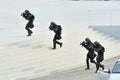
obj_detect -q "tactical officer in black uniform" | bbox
[49,22,63,50]
[93,41,105,73]
[21,10,35,36]
[80,38,96,70]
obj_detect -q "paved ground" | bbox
[32,56,120,80]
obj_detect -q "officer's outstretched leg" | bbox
[56,41,63,48]
[95,56,104,73]
[85,53,90,70]
[95,62,99,73]
[95,62,104,73]
[98,56,104,70]
[52,36,56,49]
[53,41,56,49]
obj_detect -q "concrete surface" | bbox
[32,56,120,80]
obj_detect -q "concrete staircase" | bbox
[0,27,120,80]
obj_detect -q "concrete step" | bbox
[0,28,120,80]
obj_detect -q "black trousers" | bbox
[25,16,34,35]
[86,52,96,69]
[53,34,62,49]
[96,55,104,70]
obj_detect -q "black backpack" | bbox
[58,25,62,30]
[102,46,105,52]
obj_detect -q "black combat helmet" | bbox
[94,41,99,46]
[51,22,56,25]
[85,38,91,42]
[25,10,29,13]
[49,22,56,30]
